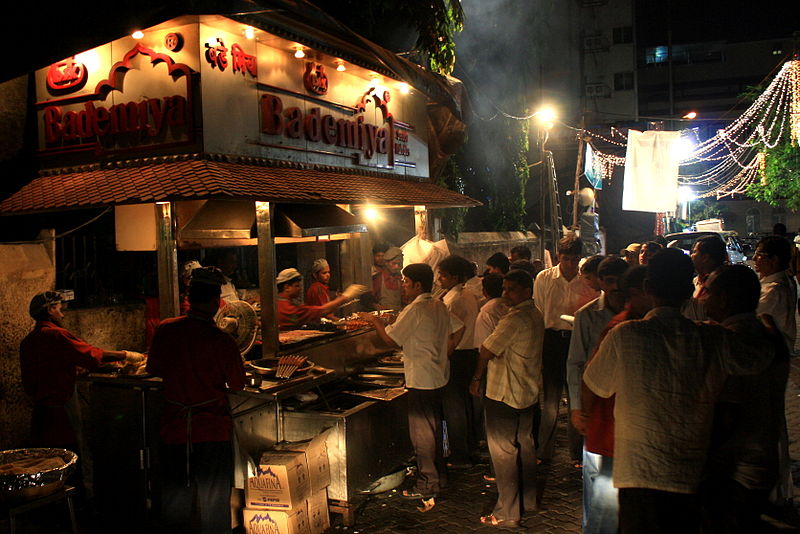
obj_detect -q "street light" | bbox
[678,185,696,220]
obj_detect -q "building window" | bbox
[614,72,634,91]
[772,207,787,226]
[612,26,633,45]
[644,42,724,65]
[746,208,760,235]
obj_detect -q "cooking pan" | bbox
[348,373,405,388]
[247,358,314,378]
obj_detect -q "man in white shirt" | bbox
[360,263,463,502]
[583,248,769,534]
[534,235,599,464]
[438,255,478,468]
[470,269,544,528]
[754,235,797,352]
[473,274,509,348]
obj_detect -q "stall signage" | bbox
[38,43,194,156]
[43,96,189,144]
[261,87,412,166]
[205,38,257,77]
[46,58,88,93]
[303,63,328,95]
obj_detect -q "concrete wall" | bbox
[446,231,539,270]
[0,239,147,450]
[0,242,54,450]
[60,303,147,354]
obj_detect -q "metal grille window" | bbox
[612,26,633,45]
[614,72,634,91]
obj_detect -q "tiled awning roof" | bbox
[0,154,480,214]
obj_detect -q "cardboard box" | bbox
[307,489,330,534]
[243,507,310,534]
[246,451,310,510]
[275,431,331,492]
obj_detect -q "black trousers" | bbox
[485,398,538,522]
[537,329,582,461]
[443,348,479,464]
[159,440,234,534]
[619,488,701,534]
[407,387,448,496]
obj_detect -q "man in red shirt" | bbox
[305,258,333,307]
[276,268,365,329]
[20,291,133,449]
[147,267,246,534]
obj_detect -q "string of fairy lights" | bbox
[581,59,800,199]
[464,58,800,200]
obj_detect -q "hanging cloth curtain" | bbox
[622,129,680,212]
[584,142,603,190]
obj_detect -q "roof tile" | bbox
[1,159,479,214]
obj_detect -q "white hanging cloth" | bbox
[622,129,680,213]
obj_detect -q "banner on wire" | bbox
[622,129,680,213]
[584,143,603,190]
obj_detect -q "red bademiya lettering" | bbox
[43,95,189,146]
[260,94,399,165]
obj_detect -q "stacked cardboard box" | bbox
[243,431,332,534]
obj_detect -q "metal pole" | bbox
[572,120,586,229]
[256,201,279,356]
[156,202,179,320]
[539,128,546,261]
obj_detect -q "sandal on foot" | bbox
[480,514,519,528]
[401,489,432,500]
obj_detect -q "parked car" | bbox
[664,231,751,265]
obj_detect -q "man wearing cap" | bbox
[19,291,139,449]
[306,259,334,308]
[146,266,246,534]
[277,268,366,330]
[621,244,641,266]
[375,247,404,310]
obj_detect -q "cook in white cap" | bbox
[276,268,367,330]
[374,246,403,310]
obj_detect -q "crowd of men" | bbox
[17,227,798,533]
[361,229,798,532]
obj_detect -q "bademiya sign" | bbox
[34,15,427,176]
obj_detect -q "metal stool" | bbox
[3,485,77,534]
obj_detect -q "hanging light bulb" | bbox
[244,26,255,39]
[398,82,411,95]
[294,47,305,59]
[131,30,144,39]
[336,61,346,72]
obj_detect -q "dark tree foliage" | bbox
[308,0,464,74]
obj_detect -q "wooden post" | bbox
[256,201,279,356]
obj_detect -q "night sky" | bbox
[636,0,799,46]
